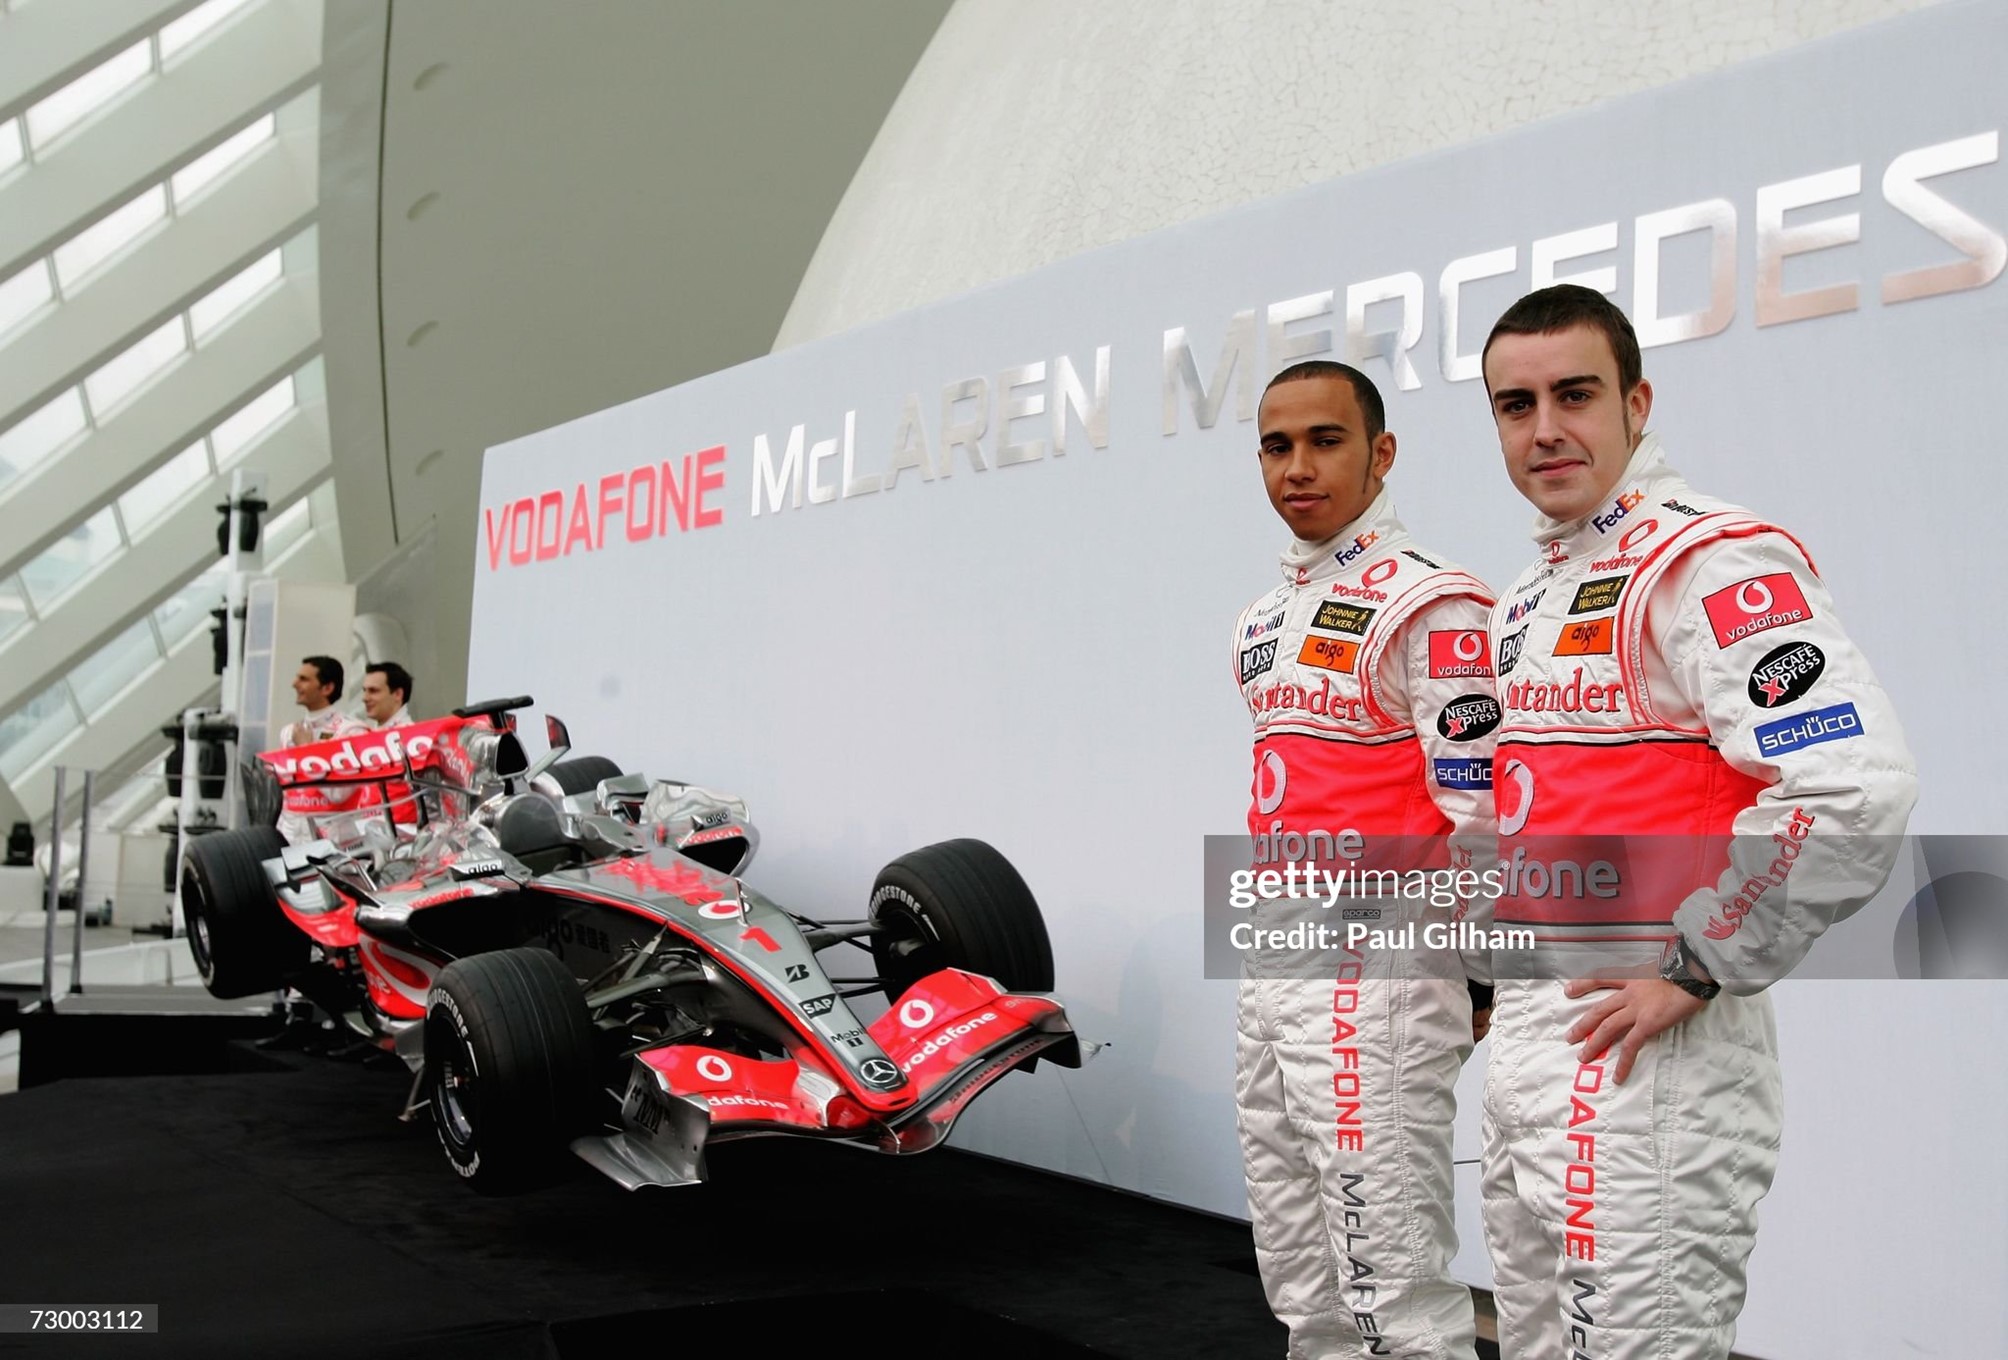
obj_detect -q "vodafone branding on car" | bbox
[899,1011,1001,1075]
[1705,573,1813,648]
[263,725,442,782]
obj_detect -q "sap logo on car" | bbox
[1313,601,1376,635]
[858,1058,902,1089]
[265,729,435,781]
[1704,573,1813,648]
[1755,702,1863,756]
[1433,758,1494,790]
[1497,627,1528,676]
[800,994,838,1018]
[899,1011,1000,1075]
[1239,639,1279,684]
[1331,531,1379,569]
[1591,489,1645,535]
[1243,610,1286,641]
[1748,641,1827,708]
[1428,630,1492,679]
[1436,695,1501,742]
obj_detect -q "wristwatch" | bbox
[1658,936,1721,1001]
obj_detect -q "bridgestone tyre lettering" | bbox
[180,825,299,999]
[543,756,623,796]
[425,947,599,1194]
[869,839,1055,1001]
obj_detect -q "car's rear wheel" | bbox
[425,947,599,1194]
[869,839,1055,1001]
[180,825,299,998]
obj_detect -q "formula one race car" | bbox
[179,697,1087,1192]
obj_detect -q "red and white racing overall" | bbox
[1234,489,1496,1359]
[1479,435,1917,1359]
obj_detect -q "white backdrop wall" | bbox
[472,6,2006,1355]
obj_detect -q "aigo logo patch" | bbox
[1297,635,1359,674]
[1704,573,1813,648]
[1552,618,1614,656]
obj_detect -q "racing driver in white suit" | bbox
[1475,285,1917,1359]
[1233,360,1496,1359]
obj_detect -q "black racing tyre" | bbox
[545,756,623,796]
[180,825,298,999]
[425,947,600,1194]
[869,839,1055,1001]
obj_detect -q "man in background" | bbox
[360,662,413,729]
[1233,359,1496,1359]
[280,655,363,747]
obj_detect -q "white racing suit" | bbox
[1234,489,1495,1359]
[275,707,370,845]
[1480,435,1918,1359]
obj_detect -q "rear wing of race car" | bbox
[259,717,465,821]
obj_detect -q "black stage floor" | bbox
[0,1043,1303,1359]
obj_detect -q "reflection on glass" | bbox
[25,41,152,148]
[69,617,161,715]
[52,185,167,289]
[0,576,30,648]
[190,249,282,341]
[0,680,78,781]
[212,375,296,465]
[0,389,88,493]
[160,0,262,63]
[262,496,310,559]
[19,506,120,609]
[171,113,276,207]
[0,261,54,338]
[155,565,226,648]
[119,442,212,535]
[86,317,188,417]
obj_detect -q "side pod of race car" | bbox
[179,696,1092,1192]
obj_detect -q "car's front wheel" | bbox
[869,839,1055,1001]
[180,824,299,998]
[425,947,600,1193]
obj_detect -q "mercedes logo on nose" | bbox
[859,1058,901,1088]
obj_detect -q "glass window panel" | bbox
[24,41,152,149]
[189,248,282,342]
[0,118,23,176]
[18,506,120,609]
[261,495,310,559]
[212,375,295,465]
[0,261,54,338]
[0,576,30,649]
[69,617,162,715]
[100,772,169,832]
[0,388,88,493]
[155,564,225,649]
[159,0,261,63]
[85,317,187,416]
[118,442,211,535]
[0,681,79,781]
[169,112,275,206]
[52,185,167,289]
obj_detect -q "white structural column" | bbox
[777,0,1939,345]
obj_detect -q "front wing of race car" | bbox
[572,968,1089,1190]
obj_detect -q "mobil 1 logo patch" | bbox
[1748,641,1826,708]
[1437,694,1501,742]
[1239,639,1278,683]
